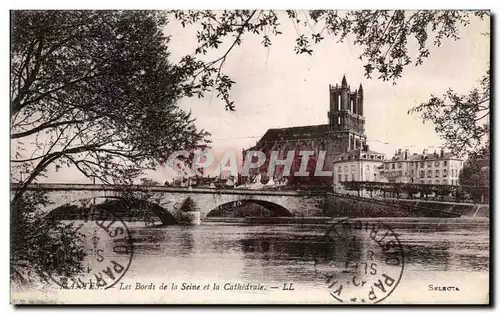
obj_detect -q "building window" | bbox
[398,171,403,176]
[398,163,402,169]
[444,160,448,166]
[338,95,341,111]
[385,164,389,169]
[365,165,370,171]
[427,170,432,178]
[338,174,342,182]
[420,162,424,168]
[427,162,431,168]
[344,174,348,181]
[435,170,440,177]
[436,180,440,184]
[443,169,448,177]
[337,117,341,125]
[338,166,341,173]
[419,170,425,178]
[435,161,440,167]
[391,163,395,169]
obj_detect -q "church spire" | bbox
[358,82,364,116]
[341,75,348,88]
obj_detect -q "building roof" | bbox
[347,147,384,156]
[256,124,330,144]
[334,147,385,163]
[389,151,460,162]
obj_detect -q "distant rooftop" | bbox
[389,149,461,162]
[256,124,330,144]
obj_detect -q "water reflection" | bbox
[121,219,488,289]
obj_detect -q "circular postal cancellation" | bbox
[316,218,404,304]
[48,207,134,290]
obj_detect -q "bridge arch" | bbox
[12,184,327,224]
[204,199,294,219]
[45,196,177,225]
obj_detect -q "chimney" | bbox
[440,148,444,158]
[423,149,427,155]
[398,149,402,155]
[404,149,409,160]
[433,150,437,157]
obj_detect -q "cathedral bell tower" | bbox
[327,75,366,152]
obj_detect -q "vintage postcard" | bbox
[10,10,490,304]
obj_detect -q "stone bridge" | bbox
[11,184,327,224]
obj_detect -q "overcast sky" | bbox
[40,11,490,183]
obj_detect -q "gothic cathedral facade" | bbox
[242,76,368,186]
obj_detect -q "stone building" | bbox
[379,148,464,185]
[242,76,382,187]
[332,146,386,191]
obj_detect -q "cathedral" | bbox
[242,76,369,186]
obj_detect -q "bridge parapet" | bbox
[12,183,331,197]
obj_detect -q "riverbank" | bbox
[203,216,338,224]
[202,216,489,226]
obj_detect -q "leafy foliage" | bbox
[409,69,490,157]
[11,191,86,285]
[11,10,210,197]
[10,10,212,286]
[170,10,489,110]
[459,148,490,187]
[180,197,199,212]
[118,186,172,224]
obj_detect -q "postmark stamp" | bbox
[48,206,134,290]
[319,219,404,304]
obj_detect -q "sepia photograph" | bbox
[9,9,491,304]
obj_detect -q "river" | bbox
[119,217,489,304]
[12,217,490,304]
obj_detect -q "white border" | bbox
[2,1,498,313]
